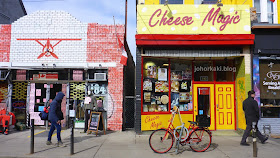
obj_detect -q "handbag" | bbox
[39,111,48,120]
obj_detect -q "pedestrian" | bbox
[240,90,268,146]
[46,91,65,146]
[83,90,96,133]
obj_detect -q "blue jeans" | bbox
[47,120,61,141]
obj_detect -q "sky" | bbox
[22,0,136,62]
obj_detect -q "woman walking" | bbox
[46,91,65,146]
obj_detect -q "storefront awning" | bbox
[144,49,241,58]
[136,34,255,46]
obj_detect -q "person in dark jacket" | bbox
[240,90,268,146]
[46,92,65,146]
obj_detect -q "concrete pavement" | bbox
[1,128,280,158]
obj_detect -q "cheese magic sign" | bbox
[137,5,251,34]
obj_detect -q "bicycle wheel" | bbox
[189,128,212,152]
[149,129,174,154]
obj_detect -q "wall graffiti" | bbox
[237,77,246,129]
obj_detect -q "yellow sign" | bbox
[137,5,251,34]
[141,114,193,131]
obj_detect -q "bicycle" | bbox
[149,106,212,154]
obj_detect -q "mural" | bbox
[253,56,260,105]
[237,77,246,129]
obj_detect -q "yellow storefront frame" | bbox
[141,114,193,131]
[193,84,215,130]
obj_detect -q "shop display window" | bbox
[194,61,214,81]
[170,59,193,112]
[259,60,280,118]
[34,83,47,112]
[143,58,169,112]
[215,60,235,82]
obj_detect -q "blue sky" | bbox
[22,0,136,62]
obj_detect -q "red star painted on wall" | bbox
[17,38,81,59]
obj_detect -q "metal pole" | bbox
[70,118,74,155]
[252,122,257,157]
[30,119,34,154]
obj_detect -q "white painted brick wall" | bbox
[258,118,280,134]
[10,11,87,64]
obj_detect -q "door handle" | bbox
[217,104,219,111]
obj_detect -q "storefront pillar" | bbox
[135,47,142,134]
[243,46,252,93]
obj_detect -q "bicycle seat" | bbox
[188,121,197,125]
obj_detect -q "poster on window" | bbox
[158,68,167,81]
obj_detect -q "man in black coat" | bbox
[240,90,268,146]
[46,92,65,146]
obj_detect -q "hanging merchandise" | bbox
[158,68,168,81]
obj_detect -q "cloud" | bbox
[23,0,136,61]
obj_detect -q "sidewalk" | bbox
[1,128,280,158]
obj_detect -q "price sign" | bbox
[90,83,107,95]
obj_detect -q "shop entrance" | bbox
[193,84,215,130]
[193,84,235,130]
[215,84,235,130]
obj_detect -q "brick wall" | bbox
[10,11,87,63]
[0,25,11,62]
[87,23,125,131]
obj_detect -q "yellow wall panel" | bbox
[141,114,193,131]
[184,0,194,4]
[278,0,280,24]
[236,77,246,130]
[222,0,253,7]
[145,0,160,5]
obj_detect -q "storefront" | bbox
[0,11,134,131]
[252,25,280,135]
[135,4,254,132]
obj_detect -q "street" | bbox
[1,129,280,158]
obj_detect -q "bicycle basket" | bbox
[196,115,210,127]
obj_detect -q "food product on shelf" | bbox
[171,71,182,80]
[143,79,152,91]
[171,81,179,92]
[144,92,151,102]
[161,95,169,105]
[179,92,190,102]
[155,81,169,92]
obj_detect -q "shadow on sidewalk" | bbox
[172,143,219,155]
[74,145,99,155]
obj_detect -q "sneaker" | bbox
[240,142,250,146]
[261,137,269,144]
[46,141,52,145]
[56,141,64,147]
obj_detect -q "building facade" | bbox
[0,11,134,131]
[135,0,256,133]
[252,24,280,135]
[0,0,27,24]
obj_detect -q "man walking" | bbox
[240,90,268,146]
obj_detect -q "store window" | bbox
[160,0,184,4]
[254,0,276,24]
[170,59,192,112]
[143,58,169,112]
[215,60,235,82]
[259,60,280,118]
[194,61,214,81]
